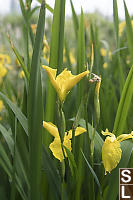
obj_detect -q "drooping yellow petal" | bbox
[102,137,122,175]
[116,132,133,142]
[64,70,89,94]
[42,65,59,92]
[75,127,86,136]
[49,138,64,162]
[66,127,86,139]
[50,136,72,162]
[42,65,57,79]
[43,121,59,138]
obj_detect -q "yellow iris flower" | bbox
[43,121,86,162]
[102,129,133,175]
[43,66,89,102]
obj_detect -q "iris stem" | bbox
[57,98,66,198]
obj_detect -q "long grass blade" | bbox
[77,8,85,105]
[70,0,79,38]
[44,0,66,146]
[42,145,61,199]
[113,0,119,47]
[81,150,102,197]
[124,1,133,63]
[27,0,45,199]
[113,65,133,135]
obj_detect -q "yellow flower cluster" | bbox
[43,121,86,162]
[102,129,133,175]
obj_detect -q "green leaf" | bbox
[63,145,78,178]
[105,140,133,200]
[44,0,66,146]
[90,24,100,73]
[77,8,85,74]
[37,0,54,13]
[0,124,14,155]
[45,3,54,13]
[70,0,79,38]
[0,140,28,200]
[0,141,12,179]
[19,0,34,47]
[8,38,29,81]
[79,119,104,161]
[81,150,102,197]
[42,145,61,199]
[113,65,133,135]
[19,0,27,19]
[77,8,85,105]
[0,92,28,136]
[16,176,28,200]
[0,124,29,197]
[124,1,133,63]
[27,6,40,19]
[49,0,66,69]
[10,118,17,200]
[27,1,45,199]
[113,0,119,47]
